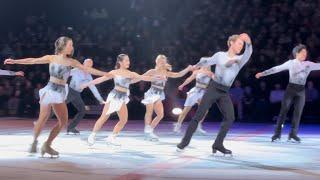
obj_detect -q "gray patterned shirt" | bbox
[0,69,15,76]
[196,43,253,87]
[261,59,320,85]
[69,68,104,103]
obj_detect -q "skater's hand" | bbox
[189,65,199,72]
[211,73,215,80]
[187,65,193,71]
[15,71,24,76]
[255,72,263,79]
[203,70,215,79]
[85,105,90,111]
[240,33,251,44]
[192,64,200,70]
[4,58,15,65]
[80,83,88,90]
[178,85,184,91]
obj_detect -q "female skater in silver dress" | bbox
[141,54,193,141]
[173,66,214,134]
[83,54,161,146]
[4,36,109,157]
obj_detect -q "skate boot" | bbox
[144,125,152,134]
[173,123,182,133]
[87,133,96,146]
[29,140,38,154]
[67,128,80,135]
[176,145,185,153]
[288,133,301,143]
[212,145,232,156]
[41,141,59,158]
[196,123,207,135]
[145,132,159,142]
[106,134,121,147]
[271,124,282,142]
[271,133,281,142]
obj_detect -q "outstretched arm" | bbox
[131,69,154,84]
[256,61,291,79]
[166,65,192,78]
[308,61,320,71]
[130,72,156,82]
[88,85,105,104]
[178,71,197,90]
[81,75,113,90]
[70,59,110,77]
[4,55,53,65]
[0,69,24,76]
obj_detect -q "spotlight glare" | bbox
[172,107,182,115]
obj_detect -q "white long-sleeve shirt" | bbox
[261,59,320,85]
[196,43,253,87]
[0,69,15,76]
[69,68,104,103]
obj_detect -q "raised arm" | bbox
[238,43,253,68]
[0,69,24,76]
[70,59,109,77]
[238,33,253,67]
[166,65,192,78]
[226,34,253,68]
[256,61,291,79]
[4,55,53,65]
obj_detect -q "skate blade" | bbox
[106,142,122,147]
[87,142,95,146]
[144,136,159,142]
[195,132,207,136]
[212,153,233,158]
[66,132,80,135]
[175,147,185,153]
[28,153,37,157]
[287,139,301,144]
[271,140,281,143]
[212,150,233,158]
[40,153,59,159]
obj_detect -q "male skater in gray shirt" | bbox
[177,33,252,155]
[256,44,320,143]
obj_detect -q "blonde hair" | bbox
[55,36,73,56]
[227,34,240,47]
[155,54,172,71]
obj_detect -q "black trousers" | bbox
[66,88,86,130]
[274,83,305,135]
[178,81,235,149]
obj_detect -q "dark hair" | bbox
[115,54,128,69]
[55,36,73,57]
[292,44,307,58]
